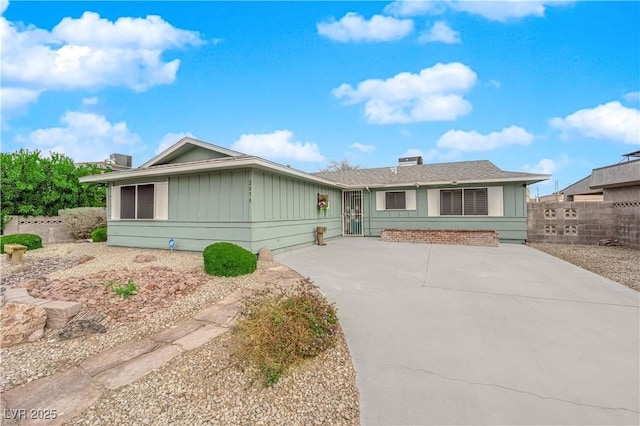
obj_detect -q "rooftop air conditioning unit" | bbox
[398,156,424,166]
[110,153,132,168]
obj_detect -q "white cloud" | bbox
[624,91,640,103]
[0,11,202,113]
[385,0,446,17]
[155,132,195,155]
[231,130,325,162]
[82,96,99,105]
[418,21,460,44]
[0,87,41,114]
[487,79,501,89]
[15,111,141,162]
[350,142,375,153]
[1,0,8,15]
[333,62,476,124]
[550,101,640,145]
[386,0,572,22]
[522,158,556,175]
[436,125,534,151]
[317,12,413,42]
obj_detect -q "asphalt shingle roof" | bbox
[313,160,544,186]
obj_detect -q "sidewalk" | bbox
[2,264,304,425]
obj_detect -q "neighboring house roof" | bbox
[560,175,603,196]
[315,160,548,187]
[80,138,549,187]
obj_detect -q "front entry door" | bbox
[342,190,363,236]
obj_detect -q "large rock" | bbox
[134,254,157,263]
[0,303,47,347]
[258,246,274,261]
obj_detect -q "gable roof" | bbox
[560,175,602,196]
[81,137,548,187]
[314,160,548,187]
[139,137,245,168]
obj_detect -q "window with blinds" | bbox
[440,188,488,215]
[385,191,406,210]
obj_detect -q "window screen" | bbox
[137,184,155,219]
[463,188,488,215]
[440,190,462,215]
[385,192,406,210]
[120,186,136,219]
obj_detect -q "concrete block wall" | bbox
[527,201,639,249]
[613,201,640,249]
[3,216,74,244]
[380,229,499,247]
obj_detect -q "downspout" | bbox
[366,187,371,236]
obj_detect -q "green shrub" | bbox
[203,242,257,277]
[231,279,339,386]
[91,227,107,242]
[0,233,43,253]
[108,278,138,300]
[59,207,106,240]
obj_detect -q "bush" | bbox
[231,279,339,386]
[203,242,257,277]
[0,233,43,253]
[59,207,106,240]
[91,227,107,242]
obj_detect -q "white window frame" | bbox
[376,190,416,211]
[427,186,503,217]
[111,182,168,220]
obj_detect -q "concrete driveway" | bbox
[276,238,639,425]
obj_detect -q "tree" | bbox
[320,160,360,173]
[0,149,108,220]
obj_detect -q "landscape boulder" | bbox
[134,254,157,263]
[258,247,274,261]
[0,303,47,347]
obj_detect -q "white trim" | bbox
[487,186,504,217]
[154,182,169,220]
[376,189,416,211]
[111,182,168,221]
[376,192,385,211]
[110,184,121,220]
[427,188,439,216]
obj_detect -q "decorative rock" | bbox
[134,254,157,263]
[77,255,95,264]
[40,300,83,329]
[59,320,107,339]
[258,246,274,261]
[0,302,47,347]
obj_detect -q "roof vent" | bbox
[398,156,423,166]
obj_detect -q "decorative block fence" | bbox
[527,201,640,249]
[380,229,499,247]
[3,216,74,244]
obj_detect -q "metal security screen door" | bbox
[343,190,363,236]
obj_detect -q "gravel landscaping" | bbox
[528,243,639,291]
[0,243,360,425]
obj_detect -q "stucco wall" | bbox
[3,216,74,244]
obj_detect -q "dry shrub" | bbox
[231,279,338,386]
[59,207,106,240]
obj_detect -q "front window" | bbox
[385,191,406,210]
[121,184,155,219]
[440,188,488,215]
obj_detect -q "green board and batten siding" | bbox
[249,169,342,253]
[360,183,529,242]
[106,168,342,253]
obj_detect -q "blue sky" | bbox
[1,0,638,195]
